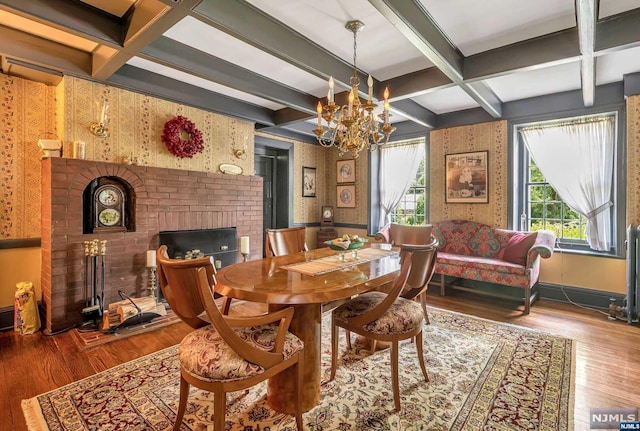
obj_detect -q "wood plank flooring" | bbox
[1,290,639,431]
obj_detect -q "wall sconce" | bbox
[90,101,110,138]
[232,135,248,160]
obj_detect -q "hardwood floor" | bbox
[1,290,639,431]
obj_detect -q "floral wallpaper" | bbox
[0,74,57,239]
[59,77,255,173]
[429,121,508,227]
[627,94,640,225]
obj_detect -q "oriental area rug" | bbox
[22,308,574,431]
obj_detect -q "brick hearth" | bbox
[41,158,263,334]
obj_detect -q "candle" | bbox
[146,250,156,268]
[384,100,389,123]
[240,236,250,255]
[316,101,322,127]
[329,77,334,103]
[367,74,373,102]
[348,90,354,117]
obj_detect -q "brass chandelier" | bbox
[313,20,395,158]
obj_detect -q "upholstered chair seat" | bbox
[180,324,304,382]
[333,292,424,335]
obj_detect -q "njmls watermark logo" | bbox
[590,408,639,429]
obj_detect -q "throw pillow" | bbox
[503,232,538,266]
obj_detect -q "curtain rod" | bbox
[517,114,614,133]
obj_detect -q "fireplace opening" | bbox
[159,227,238,270]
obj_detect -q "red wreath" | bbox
[161,115,204,158]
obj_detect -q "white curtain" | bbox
[379,143,422,227]
[520,116,615,251]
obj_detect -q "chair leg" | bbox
[391,340,401,412]
[439,273,446,296]
[370,340,377,354]
[173,374,190,431]
[295,358,304,430]
[345,329,352,350]
[415,331,429,383]
[419,292,430,325]
[214,389,226,431]
[330,319,339,381]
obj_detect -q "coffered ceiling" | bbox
[1,0,640,142]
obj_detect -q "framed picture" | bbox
[337,185,356,208]
[445,150,489,204]
[336,159,356,183]
[302,166,316,197]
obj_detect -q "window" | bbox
[391,157,426,225]
[514,112,622,254]
[523,158,588,242]
[372,138,427,230]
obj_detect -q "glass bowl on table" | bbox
[325,237,368,261]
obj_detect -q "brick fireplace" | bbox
[41,158,263,334]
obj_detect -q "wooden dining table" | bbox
[213,246,401,413]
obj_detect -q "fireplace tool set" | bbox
[80,239,106,331]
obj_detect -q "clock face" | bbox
[98,187,119,206]
[99,208,120,226]
[323,209,332,219]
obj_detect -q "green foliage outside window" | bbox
[392,158,427,225]
[526,161,587,240]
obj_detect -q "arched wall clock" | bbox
[83,177,133,234]
[93,184,126,232]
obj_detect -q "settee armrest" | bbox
[374,223,391,243]
[526,230,556,267]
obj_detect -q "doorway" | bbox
[254,136,293,254]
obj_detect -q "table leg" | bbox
[267,303,322,413]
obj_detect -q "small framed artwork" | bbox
[302,166,316,197]
[336,159,356,183]
[337,185,356,208]
[445,150,489,204]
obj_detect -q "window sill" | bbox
[553,243,623,259]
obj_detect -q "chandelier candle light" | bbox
[314,20,395,158]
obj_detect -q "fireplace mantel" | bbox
[40,157,263,334]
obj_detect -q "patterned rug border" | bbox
[22,307,576,431]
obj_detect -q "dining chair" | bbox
[374,224,435,323]
[265,226,308,257]
[157,245,233,326]
[330,242,438,412]
[156,249,305,431]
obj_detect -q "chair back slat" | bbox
[157,245,214,329]
[347,253,413,327]
[399,238,439,300]
[265,226,308,257]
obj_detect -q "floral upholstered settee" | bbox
[431,220,555,314]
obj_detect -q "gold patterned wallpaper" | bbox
[626,94,640,225]
[59,76,255,174]
[0,74,57,239]
[429,121,508,227]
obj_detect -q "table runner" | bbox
[281,248,397,276]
